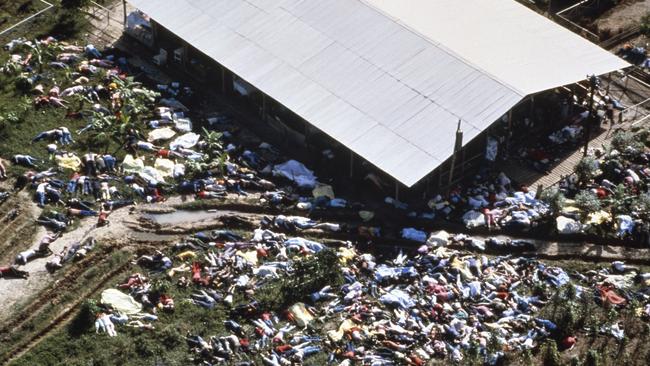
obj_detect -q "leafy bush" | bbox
[542,340,561,366]
[61,0,90,9]
[634,192,650,220]
[575,157,600,184]
[642,12,650,37]
[611,130,643,153]
[540,186,566,215]
[49,10,86,39]
[68,299,100,337]
[574,191,602,215]
[256,249,344,311]
[585,349,601,366]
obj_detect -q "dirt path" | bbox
[0,202,133,323]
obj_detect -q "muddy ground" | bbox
[595,0,650,33]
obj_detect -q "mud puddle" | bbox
[142,209,242,225]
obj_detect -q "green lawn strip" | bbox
[1,247,130,357]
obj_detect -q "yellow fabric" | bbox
[154,158,175,178]
[237,250,259,265]
[337,247,356,264]
[176,251,197,260]
[289,302,314,328]
[55,154,82,171]
[101,288,142,315]
[327,318,360,341]
[588,210,612,225]
[312,184,335,199]
[147,127,176,142]
[122,154,144,173]
[451,257,474,280]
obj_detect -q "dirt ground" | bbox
[0,201,133,323]
[595,0,650,32]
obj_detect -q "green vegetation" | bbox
[574,190,602,215]
[540,186,566,216]
[641,11,650,37]
[11,248,345,366]
[256,248,344,311]
[575,156,600,185]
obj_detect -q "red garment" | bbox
[410,355,425,366]
[598,285,627,306]
[191,262,202,283]
[275,344,292,353]
[158,149,171,158]
[562,336,576,349]
[257,248,268,258]
[159,294,174,305]
[528,149,550,161]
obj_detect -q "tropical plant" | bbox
[575,157,600,184]
[611,130,643,153]
[540,186,566,216]
[61,0,91,9]
[201,127,224,157]
[574,191,602,216]
[642,12,650,37]
[634,192,650,221]
[542,340,561,366]
[606,184,634,216]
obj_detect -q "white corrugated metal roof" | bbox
[128,0,628,187]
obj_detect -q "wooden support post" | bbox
[123,0,127,27]
[529,95,535,123]
[261,94,267,122]
[221,67,226,94]
[425,176,430,197]
[394,181,399,201]
[349,151,354,178]
[448,120,463,186]
[621,73,629,99]
[583,75,597,157]
[536,184,544,199]
[506,109,513,150]
[182,44,189,70]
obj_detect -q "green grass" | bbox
[0,0,49,30]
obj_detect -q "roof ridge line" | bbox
[356,0,527,97]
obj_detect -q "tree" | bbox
[642,12,650,37]
[575,157,600,185]
[540,186,566,216]
[256,249,344,311]
[611,130,643,153]
[201,127,224,159]
[542,340,561,366]
[585,349,601,366]
[574,191,602,216]
[634,192,650,221]
[61,0,91,9]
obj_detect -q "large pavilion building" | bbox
[126,0,629,194]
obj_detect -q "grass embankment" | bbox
[0,2,94,179]
[1,245,132,364]
[11,243,339,366]
[0,0,50,30]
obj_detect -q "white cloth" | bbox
[272,160,317,189]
